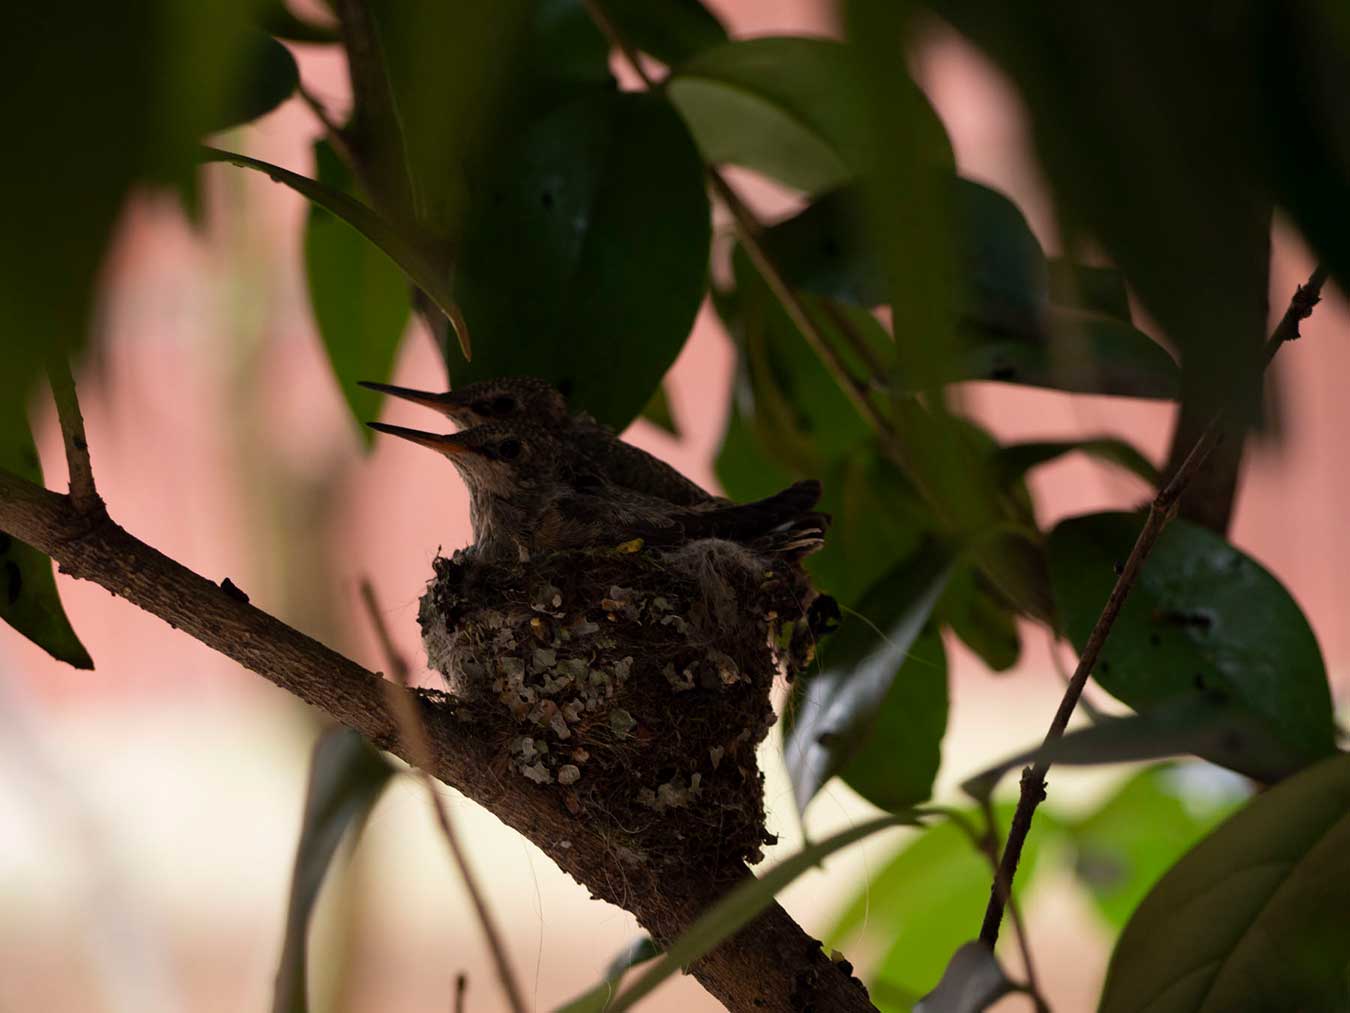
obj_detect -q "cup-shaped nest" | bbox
[418,538,819,876]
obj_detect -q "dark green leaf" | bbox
[639,383,679,436]
[212,31,299,132]
[599,0,728,65]
[1099,752,1350,1013]
[936,566,1020,673]
[1068,765,1243,931]
[1047,512,1336,778]
[913,942,1013,1013]
[0,400,92,668]
[922,3,1272,423]
[961,695,1307,802]
[837,626,948,813]
[450,92,710,430]
[829,806,1059,1004]
[204,147,460,347]
[955,309,1179,399]
[303,141,411,447]
[274,729,394,1013]
[724,247,880,475]
[712,388,798,503]
[527,0,615,99]
[759,181,1179,399]
[668,36,952,193]
[1047,259,1132,322]
[784,548,953,812]
[347,2,536,238]
[806,444,930,607]
[605,813,920,1012]
[993,438,1159,488]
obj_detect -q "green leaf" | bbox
[806,444,931,607]
[639,383,679,436]
[348,1,537,238]
[961,695,1308,803]
[1047,512,1336,778]
[957,308,1178,400]
[760,181,1179,399]
[829,806,1058,1005]
[1047,259,1132,322]
[554,937,660,1013]
[667,36,953,193]
[1099,752,1350,1013]
[212,30,298,132]
[450,92,710,430]
[993,438,1159,488]
[837,626,949,813]
[0,399,92,669]
[936,566,1020,673]
[599,0,728,66]
[274,729,394,1013]
[712,388,798,502]
[203,147,462,350]
[724,247,880,475]
[303,140,411,447]
[1068,765,1243,932]
[604,813,920,1012]
[923,3,1273,423]
[527,0,615,99]
[784,548,953,812]
[913,942,1014,1013]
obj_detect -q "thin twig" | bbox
[358,579,528,1013]
[297,79,360,171]
[938,806,1048,1011]
[978,266,1330,946]
[977,800,1047,1013]
[46,353,101,515]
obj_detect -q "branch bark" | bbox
[0,469,874,1012]
[977,266,1330,947]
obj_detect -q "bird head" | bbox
[358,376,568,429]
[367,420,559,499]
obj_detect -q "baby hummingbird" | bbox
[359,376,717,508]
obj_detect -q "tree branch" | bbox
[978,266,1330,947]
[0,469,874,1012]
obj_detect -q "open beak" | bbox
[359,381,467,415]
[366,422,471,456]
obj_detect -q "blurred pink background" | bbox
[2,2,1345,1011]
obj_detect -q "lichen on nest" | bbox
[417,538,820,876]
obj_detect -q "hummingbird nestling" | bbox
[359,376,718,508]
[367,420,827,564]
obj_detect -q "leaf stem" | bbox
[977,266,1329,946]
[358,579,527,1013]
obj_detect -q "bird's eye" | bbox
[471,399,494,417]
[491,395,517,416]
[497,438,522,461]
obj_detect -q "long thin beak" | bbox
[358,381,465,414]
[366,422,469,455]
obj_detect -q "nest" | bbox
[417,538,820,878]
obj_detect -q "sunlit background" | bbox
[3,1,1347,1010]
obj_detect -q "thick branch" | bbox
[978,266,1330,946]
[0,469,873,1012]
